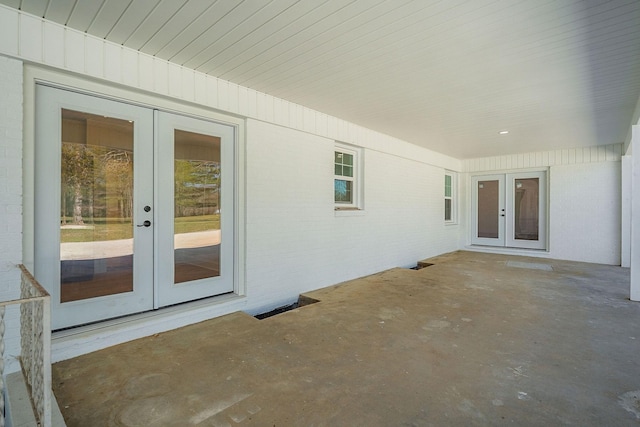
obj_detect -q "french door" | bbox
[471,172,547,250]
[35,85,235,330]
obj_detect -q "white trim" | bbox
[630,126,640,301]
[334,142,364,211]
[470,170,548,251]
[444,170,457,224]
[52,293,249,362]
[471,174,505,246]
[23,66,248,332]
[505,171,547,250]
[622,155,631,268]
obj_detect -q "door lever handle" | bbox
[137,220,151,227]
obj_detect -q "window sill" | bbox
[335,208,366,217]
[445,221,458,226]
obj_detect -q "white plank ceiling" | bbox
[3,0,640,159]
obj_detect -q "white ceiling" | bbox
[3,0,640,159]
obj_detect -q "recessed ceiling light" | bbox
[499,130,509,135]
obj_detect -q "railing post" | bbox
[41,297,52,427]
[14,265,52,427]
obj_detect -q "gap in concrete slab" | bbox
[254,295,319,320]
[410,261,435,270]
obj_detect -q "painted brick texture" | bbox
[0,55,22,300]
[245,119,459,313]
[550,162,621,264]
[0,55,23,374]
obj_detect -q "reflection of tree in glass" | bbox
[174,160,220,218]
[102,150,133,223]
[61,143,94,225]
[61,143,133,231]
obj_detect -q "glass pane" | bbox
[335,179,352,203]
[477,180,499,238]
[445,175,452,197]
[335,151,354,178]
[60,109,134,302]
[445,198,452,221]
[174,130,221,284]
[514,178,539,241]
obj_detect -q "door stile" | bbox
[505,171,547,249]
[155,111,235,307]
[35,85,155,329]
[471,174,505,247]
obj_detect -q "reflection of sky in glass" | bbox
[335,180,347,197]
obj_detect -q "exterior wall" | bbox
[0,55,23,373]
[630,126,640,301]
[0,5,629,363]
[0,7,463,360]
[464,144,623,265]
[549,162,621,264]
[245,120,460,312]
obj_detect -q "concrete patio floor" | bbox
[51,251,640,426]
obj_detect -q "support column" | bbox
[631,125,640,301]
[622,155,631,268]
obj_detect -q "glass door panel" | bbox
[513,178,539,241]
[477,180,500,238]
[156,112,235,307]
[472,172,547,250]
[36,85,154,330]
[471,175,505,246]
[505,172,546,249]
[174,130,221,284]
[36,86,237,329]
[60,109,135,302]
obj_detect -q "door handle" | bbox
[137,220,151,227]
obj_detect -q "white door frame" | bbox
[471,174,506,246]
[155,111,235,307]
[35,85,237,329]
[36,85,155,329]
[505,171,547,250]
[471,171,547,250]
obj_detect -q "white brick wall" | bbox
[0,55,23,373]
[0,6,463,359]
[550,162,621,264]
[244,119,460,313]
[0,55,22,300]
[0,5,625,360]
[463,149,622,265]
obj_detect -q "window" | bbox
[334,143,363,210]
[445,171,456,223]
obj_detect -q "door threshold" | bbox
[52,293,247,363]
[465,245,550,259]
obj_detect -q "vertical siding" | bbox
[463,144,623,172]
[0,6,461,173]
